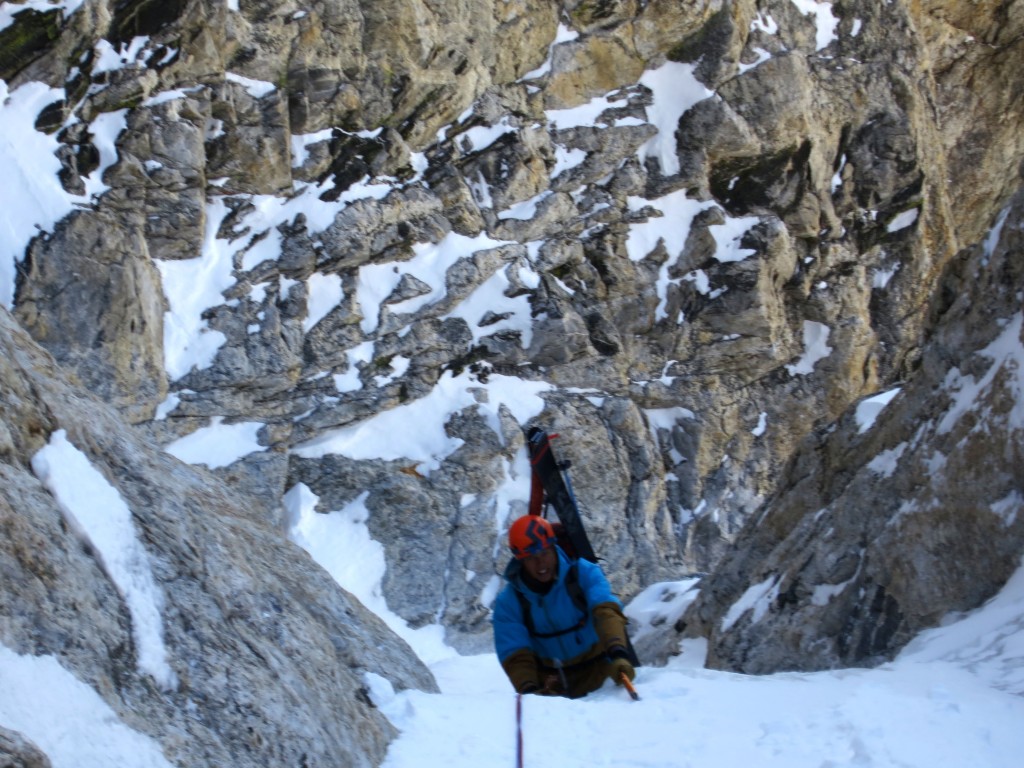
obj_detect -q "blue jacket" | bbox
[492,546,620,666]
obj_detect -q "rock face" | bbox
[1,0,1022,752]
[0,726,51,768]
[0,308,436,766]
[679,188,1024,673]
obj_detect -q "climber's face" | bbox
[521,545,557,583]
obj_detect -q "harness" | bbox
[513,560,588,639]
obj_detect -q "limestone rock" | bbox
[0,726,51,768]
[14,211,166,424]
[0,309,437,767]
[678,188,1024,673]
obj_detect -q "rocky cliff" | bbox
[675,186,1024,672]
[1,0,1022,762]
[0,306,436,766]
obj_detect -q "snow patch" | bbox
[786,321,833,376]
[887,208,919,233]
[855,387,902,433]
[31,431,176,689]
[92,37,152,75]
[545,91,631,131]
[442,265,534,347]
[355,231,509,334]
[867,442,907,477]
[899,555,1024,696]
[284,484,456,666]
[520,23,579,81]
[938,313,1024,434]
[0,645,175,768]
[164,417,265,469]
[225,72,276,99]
[789,0,840,51]
[709,215,759,262]
[983,206,1010,260]
[551,143,588,177]
[0,82,127,307]
[0,1,85,32]
[752,412,768,437]
[459,116,517,154]
[291,128,333,167]
[722,574,780,631]
[292,371,550,473]
[625,579,701,645]
[637,61,713,176]
[304,272,344,332]
[990,491,1021,527]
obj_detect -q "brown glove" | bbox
[501,648,541,694]
[536,673,564,696]
[592,601,629,654]
[609,655,635,684]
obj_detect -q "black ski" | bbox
[525,426,642,668]
[525,427,598,563]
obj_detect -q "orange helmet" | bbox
[508,515,556,559]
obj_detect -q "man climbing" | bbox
[492,514,636,698]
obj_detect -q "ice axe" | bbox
[620,672,640,701]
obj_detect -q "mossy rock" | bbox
[0,8,62,82]
[550,262,575,280]
[34,98,66,134]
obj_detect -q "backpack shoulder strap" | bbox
[513,587,537,635]
[564,560,587,614]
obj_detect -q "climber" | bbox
[492,514,636,698]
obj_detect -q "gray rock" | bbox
[0,726,51,768]
[677,188,1024,673]
[0,309,437,767]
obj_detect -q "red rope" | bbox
[516,693,524,768]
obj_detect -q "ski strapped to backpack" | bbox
[526,427,597,562]
[522,426,641,668]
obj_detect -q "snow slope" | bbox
[5,428,1023,768]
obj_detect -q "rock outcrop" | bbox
[678,188,1024,673]
[0,308,436,766]
[0,726,50,768]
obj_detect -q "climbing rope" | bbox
[515,693,524,768]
